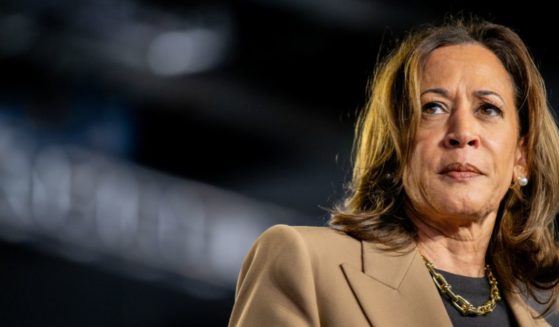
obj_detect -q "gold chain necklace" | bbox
[421,256,501,316]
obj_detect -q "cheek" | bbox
[407,134,439,174]
[403,142,436,196]
[486,135,518,180]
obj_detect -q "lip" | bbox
[438,162,484,180]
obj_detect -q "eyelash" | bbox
[421,102,504,117]
[478,103,503,117]
[421,102,446,114]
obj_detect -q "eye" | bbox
[478,103,503,117]
[421,102,446,115]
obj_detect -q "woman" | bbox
[228,19,559,326]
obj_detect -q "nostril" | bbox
[449,139,460,146]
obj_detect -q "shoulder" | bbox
[255,224,360,251]
[246,224,362,268]
[231,224,355,325]
[236,224,362,294]
[257,223,351,239]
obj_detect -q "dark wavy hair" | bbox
[329,19,559,316]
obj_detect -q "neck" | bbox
[408,210,497,277]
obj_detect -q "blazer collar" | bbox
[341,240,548,327]
[341,240,452,327]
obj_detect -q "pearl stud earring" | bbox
[518,176,528,187]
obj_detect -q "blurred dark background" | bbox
[1,0,558,326]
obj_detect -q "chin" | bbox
[435,201,494,221]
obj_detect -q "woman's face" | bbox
[404,43,526,226]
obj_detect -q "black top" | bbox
[435,268,517,327]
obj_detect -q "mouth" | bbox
[438,162,484,180]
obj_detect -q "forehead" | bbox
[421,44,514,98]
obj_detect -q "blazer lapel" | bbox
[341,241,452,327]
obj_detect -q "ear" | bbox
[513,137,528,180]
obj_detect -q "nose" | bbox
[443,108,480,149]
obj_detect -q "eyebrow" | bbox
[474,90,505,104]
[420,88,448,97]
[420,88,505,104]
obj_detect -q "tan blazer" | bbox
[228,224,550,327]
